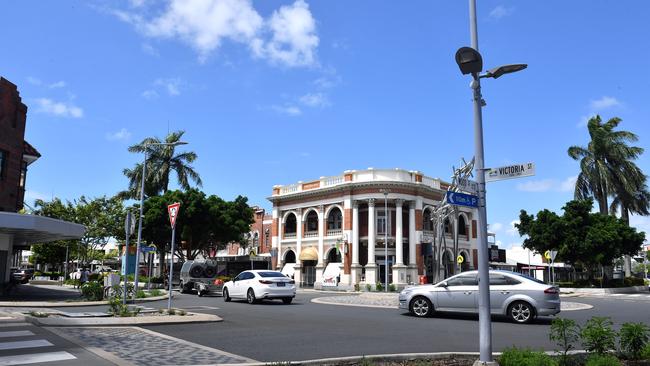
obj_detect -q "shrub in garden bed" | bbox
[80,281,104,301]
[498,347,557,366]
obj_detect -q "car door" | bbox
[435,273,477,312]
[231,272,245,298]
[489,273,517,313]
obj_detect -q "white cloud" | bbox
[590,96,621,110]
[507,220,519,236]
[489,5,514,20]
[141,43,159,56]
[154,78,181,96]
[299,92,329,108]
[106,128,132,141]
[130,0,148,7]
[516,176,577,193]
[27,76,42,85]
[490,222,503,232]
[256,0,319,67]
[272,105,301,116]
[34,98,83,118]
[299,152,311,157]
[48,81,66,89]
[142,90,159,99]
[112,0,318,67]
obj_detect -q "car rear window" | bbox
[509,272,546,284]
[258,271,287,278]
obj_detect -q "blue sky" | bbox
[2,1,649,248]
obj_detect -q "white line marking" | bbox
[0,351,76,365]
[609,294,624,297]
[0,340,53,351]
[0,317,15,320]
[0,331,34,338]
[628,294,642,297]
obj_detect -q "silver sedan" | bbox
[398,270,560,323]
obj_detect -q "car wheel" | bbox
[410,296,433,317]
[223,288,231,302]
[282,297,293,304]
[198,290,204,297]
[508,301,534,324]
[247,288,257,304]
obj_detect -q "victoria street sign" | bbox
[457,177,479,194]
[446,191,479,208]
[485,162,535,182]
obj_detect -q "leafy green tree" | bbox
[30,242,69,271]
[517,199,645,275]
[120,130,202,200]
[142,189,254,263]
[33,196,126,267]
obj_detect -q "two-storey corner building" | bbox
[268,168,479,290]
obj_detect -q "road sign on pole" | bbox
[457,177,479,194]
[168,203,180,229]
[167,202,180,312]
[485,162,535,182]
[446,191,479,208]
[457,255,464,264]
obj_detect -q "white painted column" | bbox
[408,201,417,282]
[365,198,377,286]
[351,200,361,285]
[342,197,352,286]
[367,199,376,264]
[395,199,404,265]
[315,205,325,288]
[293,209,303,286]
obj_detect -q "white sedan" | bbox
[222,270,296,304]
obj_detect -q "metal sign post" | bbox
[167,202,181,312]
[123,211,132,306]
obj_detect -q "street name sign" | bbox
[457,177,479,194]
[446,191,479,208]
[141,245,156,253]
[167,202,181,229]
[485,162,535,182]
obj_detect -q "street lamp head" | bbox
[483,64,527,79]
[455,47,483,75]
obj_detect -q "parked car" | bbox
[222,270,296,304]
[398,270,560,323]
[11,268,35,284]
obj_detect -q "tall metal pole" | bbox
[133,149,147,301]
[64,244,69,285]
[384,192,388,291]
[469,0,493,362]
[123,211,131,306]
[167,225,176,311]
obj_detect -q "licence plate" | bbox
[277,282,286,287]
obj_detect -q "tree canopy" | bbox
[142,189,254,260]
[516,199,645,270]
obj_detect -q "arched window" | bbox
[327,208,342,230]
[306,211,319,232]
[444,218,452,234]
[285,214,297,234]
[423,209,434,231]
[458,215,467,236]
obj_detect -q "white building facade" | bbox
[268,168,480,290]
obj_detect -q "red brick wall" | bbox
[0,78,28,212]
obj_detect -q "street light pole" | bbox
[468,0,493,362]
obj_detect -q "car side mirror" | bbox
[441,281,448,288]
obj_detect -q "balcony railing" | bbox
[304,231,319,238]
[284,232,296,239]
[326,229,342,237]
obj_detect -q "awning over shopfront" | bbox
[0,212,85,248]
[299,247,318,261]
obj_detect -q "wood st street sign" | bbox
[485,162,535,182]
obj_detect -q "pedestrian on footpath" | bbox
[80,267,89,288]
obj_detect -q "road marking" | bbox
[609,294,623,297]
[0,351,76,365]
[0,331,34,338]
[0,340,53,351]
[628,294,642,297]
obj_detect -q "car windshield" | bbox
[258,271,287,278]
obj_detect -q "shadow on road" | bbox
[398,311,553,325]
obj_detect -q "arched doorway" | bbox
[323,247,342,287]
[459,250,470,272]
[442,249,455,279]
[299,247,318,287]
[282,250,296,278]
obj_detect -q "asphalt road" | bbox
[108,291,650,363]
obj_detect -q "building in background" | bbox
[0,77,84,287]
[269,168,479,290]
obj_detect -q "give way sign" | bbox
[167,202,181,229]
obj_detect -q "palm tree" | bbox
[119,130,202,199]
[569,115,647,278]
[568,115,644,215]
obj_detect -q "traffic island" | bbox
[0,291,170,307]
[22,309,222,326]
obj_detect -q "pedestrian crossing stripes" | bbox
[0,326,77,366]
